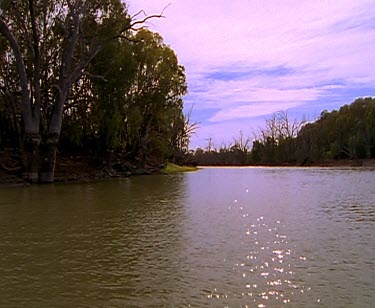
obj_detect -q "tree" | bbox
[251,111,303,164]
[124,29,187,165]
[170,105,199,164]
[0,0,162,182]
[59,27,188,169]
[87,33,135,167]
[193,98,375,166]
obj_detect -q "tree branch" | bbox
[0,17,35,133]
[129,4,170,30]
[29,0,41,122]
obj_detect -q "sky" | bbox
[127,0,375,149]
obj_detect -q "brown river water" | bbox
[0,167,374,307]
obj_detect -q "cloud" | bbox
[128,0,375,79]
[128,0,375,147]
[186,72,333,113]
[209,102,305,122]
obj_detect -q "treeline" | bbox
[0,0,191,182]
[193,97,375,166]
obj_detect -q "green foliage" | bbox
[0,1,190,168]
[59,28,189,163]
[192,98,375,166]
[162,162,198,173]
[256,97,375,164]
[300,97,375,161]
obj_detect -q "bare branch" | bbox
[83,71,107,82]
[130,13,165,29]
[131,3,170,21]
[131,9,147,20]
[129,4,170,30]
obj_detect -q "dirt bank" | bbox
[1,150,374,187]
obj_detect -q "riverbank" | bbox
[197,158,375,168]
[0,153,199,187]
[161,163,198,174]
[1,151,374,187]
[304,158,375,167]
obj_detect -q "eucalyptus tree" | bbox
[0,0,161,182]
[60,28,188,167]
[171,106,199,163]
[0,32,21,149]
[88,34,135,165]
[124,29,187,164]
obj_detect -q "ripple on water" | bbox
[1,168,374,307]
[202,211,313,307]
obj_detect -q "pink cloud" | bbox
[128,0,375,147]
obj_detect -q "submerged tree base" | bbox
[2,149,374,187]
[0,150,199,186]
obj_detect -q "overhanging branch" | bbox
[129,4,170,30]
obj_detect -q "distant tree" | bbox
[193,99,375,166]
[296,97,375,162]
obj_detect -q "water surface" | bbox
[0,167,374,307]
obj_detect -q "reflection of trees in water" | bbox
[0,176,188,307]
[115,175,188,305]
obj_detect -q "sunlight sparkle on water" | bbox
[206,190,315,307]
[233,212,312,306]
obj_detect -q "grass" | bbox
[162,162,198,174]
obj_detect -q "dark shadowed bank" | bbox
[0,1,195,185]
[1,149,373,188]
[195,159,375,168]
[0,151,198,187]
[2,97,375,187]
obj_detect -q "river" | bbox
[0,167,374,307]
